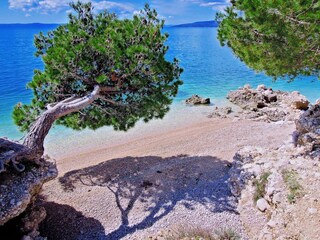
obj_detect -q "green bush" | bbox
[253,172,271,203]
[282,169,303,204]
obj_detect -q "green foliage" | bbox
[282,169,303,204]
[13,1,183,132]
[217,0,320,80]
[253,171,271,202]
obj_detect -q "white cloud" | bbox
[198,0,231,11]
[9,0,134,14]
[92,1,133,12]
[200,2,221,7]
[182,0,230,10]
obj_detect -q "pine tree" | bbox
[3,2,183,172]
[217,0,319,79]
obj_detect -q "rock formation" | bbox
[227,96,320,239]
[228,143,320,239]
[0,138,57,239]
[210,84,310,122]
[295,103,320,157]
[224,85,320,239]
[185,95,210,105]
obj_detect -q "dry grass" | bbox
[282,169,303,204]
[253,172,271,203]
[162,226,240,240]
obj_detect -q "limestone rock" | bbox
[308,208,317,215]
[272,192,282,204]
[185,95,210,105]
[285,91,310,110]
[227,86,265,110]
[0,159,57,226]
[257,198,270,212]
[20,206,47,237]
[224,85,308,122]
[208,106,232,118]
[257,84,267,91]
[228,147,264,197]
[228,140,320,240]
[267,220,277,228]
[295,103,320,156]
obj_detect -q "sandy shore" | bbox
[39,104,295,239]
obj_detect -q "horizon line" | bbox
[0,20,216,25]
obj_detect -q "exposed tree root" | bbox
[0,138,41,174]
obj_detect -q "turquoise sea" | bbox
[0,24,319,140]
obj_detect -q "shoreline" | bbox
[44,99,230,160]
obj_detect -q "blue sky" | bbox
[0,0,230,24]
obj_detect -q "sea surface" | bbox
[0,24,319,140]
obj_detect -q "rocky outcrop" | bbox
[211,85,309,122]
[0,138,57,239]
[208,106,233,118]
[295,103,320,157]
[227,84,309,111]
[211,84,320,239]
[227,84,277,110]
[185,95,210,105]
[228,143,320,239]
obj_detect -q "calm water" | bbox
[0,24,319,139]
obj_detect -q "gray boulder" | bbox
[185,95,210,105]
[0,160,57,225]
[295,103,320,156]
[257,198,270,212]
[0,138,57,238]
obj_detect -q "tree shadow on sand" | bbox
[39,201,106,240]
[58,155,237,239]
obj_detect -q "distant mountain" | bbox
[171,21,218,28]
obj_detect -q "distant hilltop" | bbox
[171,20,218,28]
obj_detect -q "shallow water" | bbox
[0,25,319,140]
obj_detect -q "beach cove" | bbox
[41,101,295,239]
[1,22,319,239]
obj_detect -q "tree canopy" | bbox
[13,2,183,133]
[217,0,320,79]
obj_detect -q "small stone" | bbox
[252,165,262,176]
[308,208,318,215]
[257,198,270,212]
[266,187,275,197]
[257,84,267,91]
[272,192,282,204]
[265,94,277,103]
[260,232,273,240]
[267,220,277,228]
[257,102,266,109]
[244,84,251,89]
[21,236,32,240]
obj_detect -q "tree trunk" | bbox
[23,85,101,161]
[23,109,58,160]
